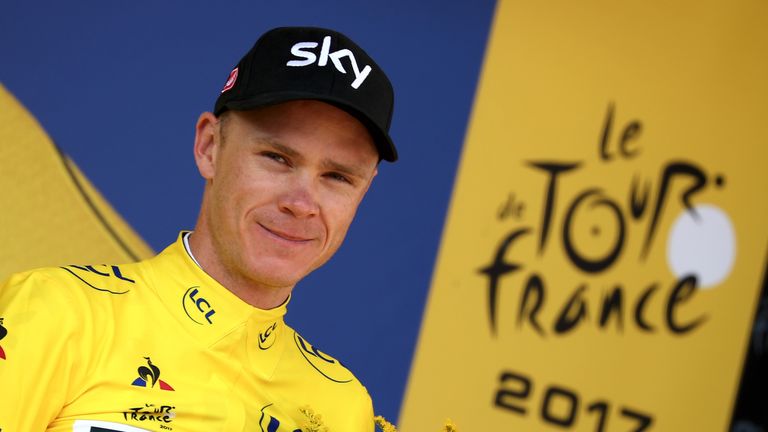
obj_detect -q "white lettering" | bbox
[285,36,372,89]
[327,49,372,89]
[286,42,318,67]
[318,35,331,66]
[351,65,372,90]
[327,49,351,74]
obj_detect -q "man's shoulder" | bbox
[55,262,148,296]
[280,327,374,427]
[285,326,370,390]
[0,258,154,305]
[0,233,190,299]
[0,259,160,346]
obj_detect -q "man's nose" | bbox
[278,177,320,218]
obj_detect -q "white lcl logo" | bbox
[286,36,372,89]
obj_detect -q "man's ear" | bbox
[193,112,220,180]
[360,166,378,196]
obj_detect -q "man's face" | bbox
[196,100,379,291]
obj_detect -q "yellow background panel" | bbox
[0,84,153,281]
[401,0,767,430]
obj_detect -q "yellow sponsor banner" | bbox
[400,0,767,431]
[0,84,153,281]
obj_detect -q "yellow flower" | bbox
[374,415,399,432]
[443,419,458,432]
[299,406,329,432]
[301,408,458,432]
[373,415,458,432]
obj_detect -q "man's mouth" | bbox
[258,223,312,243]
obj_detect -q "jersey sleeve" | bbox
[0,269,90,431]
[355,388,376,432]
[324,370,376,431]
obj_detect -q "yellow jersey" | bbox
[0,232,373,431]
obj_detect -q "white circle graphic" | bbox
[666,204,736,289]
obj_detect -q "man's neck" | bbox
[184,231,292,310]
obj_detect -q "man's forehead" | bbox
[222,101,378,171]
[230,100,373,139]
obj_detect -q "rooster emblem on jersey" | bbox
[131,356,174,390]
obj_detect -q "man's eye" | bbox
[263,152,287,164]
[327,172,351,184]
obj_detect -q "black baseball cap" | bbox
[214,27,397,162]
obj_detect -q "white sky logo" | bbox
[286,36,372,89]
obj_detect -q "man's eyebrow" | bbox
[258,138,370,180]
[259,139,302,160]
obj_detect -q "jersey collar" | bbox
[149,231,290,347]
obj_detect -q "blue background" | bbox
[0,0,496,422]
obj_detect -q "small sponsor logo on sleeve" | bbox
[0,318,7,360]
[60,264,134,295]
[294,333,353,383]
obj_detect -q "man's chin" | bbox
[240,248,325,286]
[244,263,309,289]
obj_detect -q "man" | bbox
[0,27,397,431]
